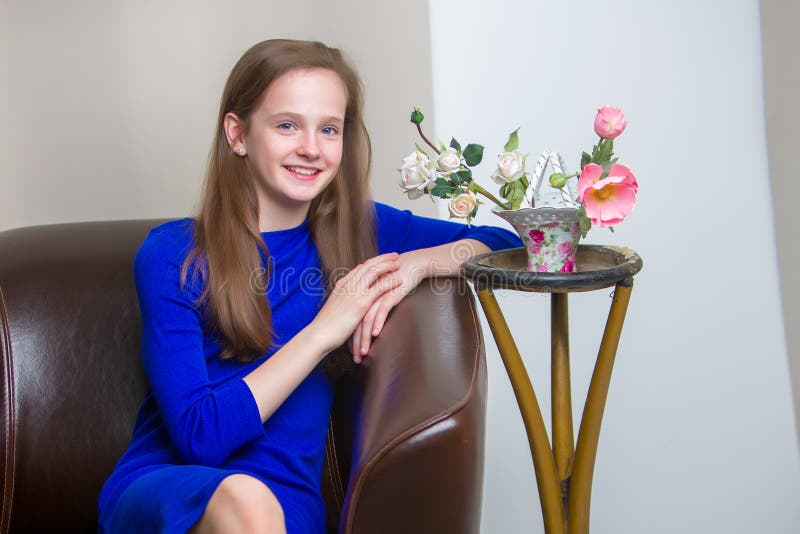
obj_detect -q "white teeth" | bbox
[288,166,318,176]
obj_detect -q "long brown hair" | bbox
[183,39,376,362]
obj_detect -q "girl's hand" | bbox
[350,250,428,363]
[310,253,402,354]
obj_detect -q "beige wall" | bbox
[761,0,800,437]
[0,0,434,232]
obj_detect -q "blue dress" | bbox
[98,202,521,533]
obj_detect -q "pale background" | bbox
[2,0,799,532]
[0,0,436,231]
[429,0,800,532]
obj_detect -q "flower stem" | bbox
[416,123,441,155]
[471,182,511,210]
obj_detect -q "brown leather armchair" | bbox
[0,220,487,533]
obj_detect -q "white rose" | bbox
[448,191,477,218]
[490,168,510,185]
[437,147,461,173]
[497,150,525,181]
[399,151,436,199]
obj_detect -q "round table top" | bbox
[461,245,643,293]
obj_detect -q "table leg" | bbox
[551,292,574,530]
[567,281,634,533]
[474,287,565,534]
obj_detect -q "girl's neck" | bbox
[257,201,311,233]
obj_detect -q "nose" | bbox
[297,131,320,159]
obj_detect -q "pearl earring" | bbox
[235,147,244,155]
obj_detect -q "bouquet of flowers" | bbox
[398,106,638,236]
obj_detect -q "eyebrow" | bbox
[270,111,344,125]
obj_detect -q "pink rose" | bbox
[557,241,572,258]
[536,262,550,272]
[529,229,545,243]
[530,243,542,254]
[577,163,638,228]
[561,260,575,272]
[594,106,627,139]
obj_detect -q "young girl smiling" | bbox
[98,39,520,533]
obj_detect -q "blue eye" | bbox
[321,126,337,135]
[278,122,294,131]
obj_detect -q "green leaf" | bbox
[450,137,462,152]
[503,128,520,152]
[462,144,484,166]
[499,178,527,210]
[594,138,614,165]
[601,157,619,175]
[450,172,462,186]
[499,182,509,198]
[410,108,424,125]
[469,204,479,218]
[435,177,450,187]
[580,151,592,170]
[455,169,473,183]
[415,143,428,155]
[578,206,592,238]
[431,184,457,197]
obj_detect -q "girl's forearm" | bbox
[408,238,490,278]
[242,324,330,422]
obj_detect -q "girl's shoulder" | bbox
[135,218,197,271]
[373,201,405,219]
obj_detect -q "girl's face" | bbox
[232,68,347,228]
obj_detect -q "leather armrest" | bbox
[337,277,487,534]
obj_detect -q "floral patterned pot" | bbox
[494,207,581,272]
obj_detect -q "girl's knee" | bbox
[195,474,285,534]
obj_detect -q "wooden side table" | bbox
[461,245,643,534]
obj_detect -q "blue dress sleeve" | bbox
[133,221,265,467]
[374,201,522,254]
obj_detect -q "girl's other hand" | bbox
[309,253,401,355]
[350,250,428,363]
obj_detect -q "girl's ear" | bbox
[223,112,247,156]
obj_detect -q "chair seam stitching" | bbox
[0,285,15,534]
[326,416,344,508]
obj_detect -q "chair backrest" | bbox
[0,220,346,532]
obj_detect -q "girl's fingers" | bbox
[352,328,362,363]
[325,254,404,364]
[334,254,396,292]
[355,260,400,289]
[359,299,382,356]
[371,296,395,337]
[354,278,399,362]
[370,271,403,297]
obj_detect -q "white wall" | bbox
[428,0,800,532]
[0,0,435,232]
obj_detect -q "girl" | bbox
[98,39,520,533]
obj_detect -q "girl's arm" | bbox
[243,253,401,421]
[350,202,522,360]
[136,223,400,465]
[352,239,489,361]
